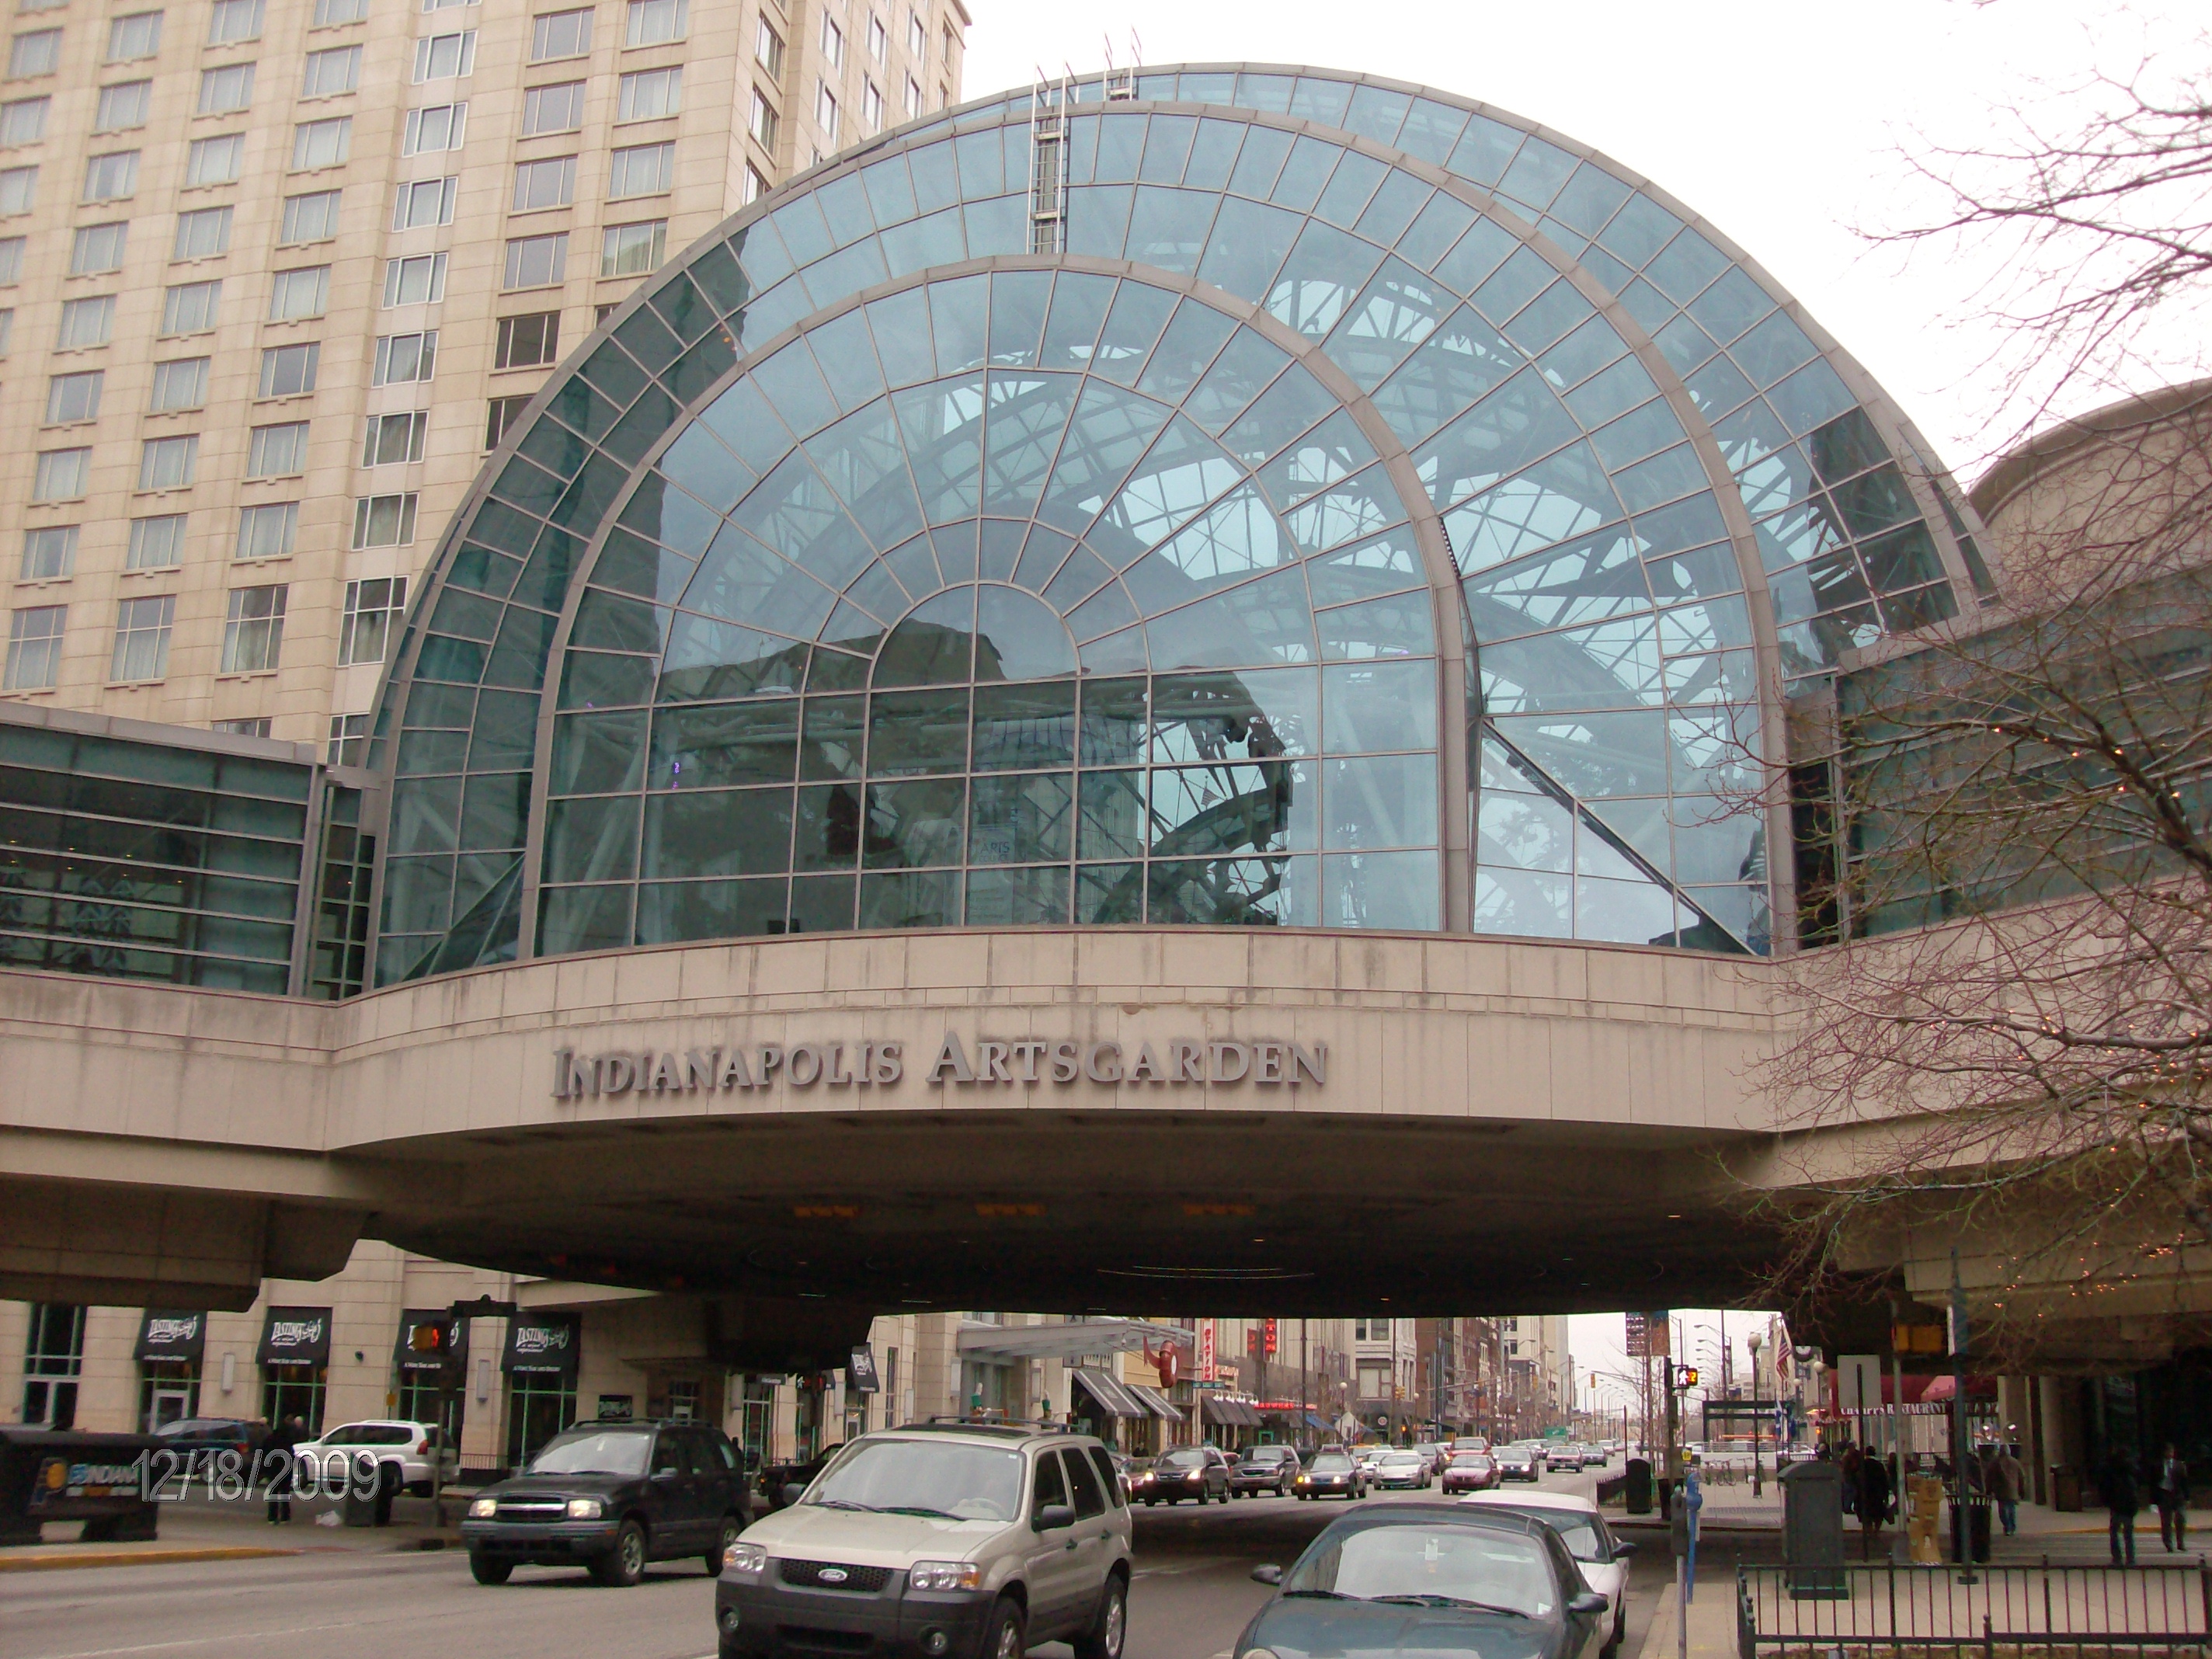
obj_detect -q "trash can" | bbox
[2050,1467,2083,1512]
[1780,1459,1846,1598]
[1950,1498,1992,1563]
[1623,1457,1653,1515]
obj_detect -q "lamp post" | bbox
[1745,1329,1764,1497]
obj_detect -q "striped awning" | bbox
[1200,1396,1264,1428]
[1070,1367,1148,1420]
[1125,1384,1184,1421]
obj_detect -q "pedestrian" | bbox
[264,1414,303,1524]
[2156,1443,2190,1552]
[1991,1444,2026,1537]
[1856,1447,1893,1560]
[1841,1444,1862,1519]
[2104,1447,2141,1566]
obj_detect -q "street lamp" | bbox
[1746,1330,1764,1497]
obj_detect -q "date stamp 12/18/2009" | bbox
[125,1447,402,1503]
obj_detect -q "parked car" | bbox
[1134,1445,1229,1505]
[758,1443,845,1512]
[1238,1504,1612,1659]
[1494,1444,1541,1482]
[1371,1450,1431,1490]
[1106,1448,1134,1499]
[297,1420,458,1497]
[462,1419,753,1586]
[151,1417,270,1462]
[1463,1489,1637,1657]
[716,1423,1133,1659]
[1229,1445,1301,1497]
[1441,1451,1500,1494]
[1292,1449,1367,1500]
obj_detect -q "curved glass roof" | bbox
[367,63,1995,984]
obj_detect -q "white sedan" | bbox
[1462,1488,1636,1657]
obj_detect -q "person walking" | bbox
[2155,1443,2190,1552]
[1991,1444,2026,1536]
[2104,1447,2141,1566]
[1856,1445,1894,1559]
[264,1414,303,1524]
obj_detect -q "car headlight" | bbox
[468,1497,497,1518]
[725,1542,767,1575]
[909,1560,983,1592]
[565,1497,603,1519]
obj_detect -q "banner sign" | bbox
[135,1311,205,1364]
[257,1306,332,1368]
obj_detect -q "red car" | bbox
[1441,1451,1500,1493]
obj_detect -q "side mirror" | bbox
[1612,1539,1637,1559]
[1035,1503,1076,1532]
[781,1482,806,1508]
[1569,1592,1609,1618]
[1250,1564,1284,1586]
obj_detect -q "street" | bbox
[0,1469,1664,1659]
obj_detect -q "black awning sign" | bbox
[503,1314,579,1376]
[136,1311,206,1364]
[258,1306,332,1368]
[849,1347,880,1393]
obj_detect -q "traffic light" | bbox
[1676,1364,1700,1390]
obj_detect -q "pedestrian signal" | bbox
[1677,1364,1699,1389]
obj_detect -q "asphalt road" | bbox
[0,1466,1664,1659]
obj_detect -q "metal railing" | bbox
[1738,1562,2212,1659]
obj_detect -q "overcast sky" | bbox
[962,0,2203,483]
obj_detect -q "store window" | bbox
[21,1303,84,1428]
[503,1313,579,1469]
[135,1310,206,1431]
[257,1306,332,1435]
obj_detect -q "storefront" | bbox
[257,1306,331,1435]
[134,1310,205,1431]
[1069,1367,1149,1448]
[503,1313,580,1469]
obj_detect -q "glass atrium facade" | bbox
[370,64,1997,985]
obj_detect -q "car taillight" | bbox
[416,1439,429,1453]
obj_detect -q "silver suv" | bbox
[715,1424,1132,1659]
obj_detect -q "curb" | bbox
[0,1546,301,1573]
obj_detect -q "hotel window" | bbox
[484,392,530,449]
[245,419,308,477]
[5,604,64,690]
[0,304,10,346]
[813,80,836,142]
[0,231,19,280]
[235,500,296,558]
[280,188,340,243]
[404,101,466,152]
[82,151,138,201]
[0,162,31,212]
[149,356,209,410]
[138,433,198,489]
[211,717,270,736]
[861,78,882,132]
[363,409,427,464]
[494,309,558,367]
[161,279,220,334]
[197,62,255,115]
[269,264,330,319]
[11,26,61,76]
[326,711,367,764]
[56,294,113,347]
[740,162,765,204]
[867,13,885,62]
[520,81,582,134]
[338,576,405,666]
[906,8,923,59]
[421,0,478,10]
[172,203,231,259]
[127,514,186,569]
[94,80,150,130]
[220,583,286,673]
[312,0,367,23]
[819,14,841,68]
[616,64,677,120]
[941,22,952,61]
[391,175,456,228]
[43,370,99,423]
[0,95,45,143]
[503,231,565,289]
[207,0,261,45]
[351,492,417,548]
[748,88,775,148]
[374,329,436,384]
[903,74,920,118]
[185,134,242,185]
[624,0,682,47]
[291,115,350,169]
[607,139,670,197]
[32,447,89,501]
[511,154,573,210]
[752,16,781,76]
[381,251,445,304]
[412,30,475,81]
[599,218,662,276]
[19,523,75,578]
[529,7,590,61]
[112,593,173,680]
[301,43,359,96]
[257,339,318,397]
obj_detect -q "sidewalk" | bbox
[0,1489,468,1572]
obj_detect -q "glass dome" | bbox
[367,64,1996,984]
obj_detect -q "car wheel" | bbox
[706,1514,743,1576]
[1073,1570,1128,1659]
[469,1552,512,1585]
[982,1596,1025,1659]
[593,1520,647,1587]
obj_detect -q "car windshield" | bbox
[1287,1523,1557,1616]
[806,1438,1024,1522]
[324,1425,414,1445]
[1311,1454,1352,1471]
[1159,1449,1207,1469]
[527,1430,652,1477]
